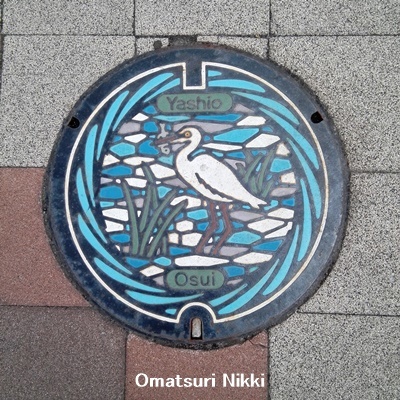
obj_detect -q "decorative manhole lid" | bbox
[45,46,348,348]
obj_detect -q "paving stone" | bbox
[270,36,400,171]
[135,0,269,36]
[126,331,268,399]
[271,0,400,35]
[269,313,400,400]
[0,168,88,306]
[0,307,126,400]
[0,36,135,167]
[136,37,169,55]
[301,173,400,315]
[3,0,134,35]
[197,36,268,58]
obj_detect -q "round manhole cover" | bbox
[45,46,348,348]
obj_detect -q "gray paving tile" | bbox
[271,0,400,35]
[0,36,135,167]
[0,307,126,400]
[270,36,400,171]
[3,0,134,35]
[301,173,400,315]
[198,36,268,58]
[136,37,169,55]
[269,313,400,400]
[135,0,269,36]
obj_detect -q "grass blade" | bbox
[262,179,274,198]
[142,165,159,209]
[243,153,263,184]
[139,185,153,232]
[122,181,139,255]
[139,190,177,256]
[142,164,155,184]
[147,200,188,257]
[257,149,275,193]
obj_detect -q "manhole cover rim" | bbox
[44,45,349,349]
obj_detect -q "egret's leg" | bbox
[195,202,217,254]
[211,203,233,256]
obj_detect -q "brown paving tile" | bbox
[0,306,126,400]
[0,168,88,306]
[126,331,268,400]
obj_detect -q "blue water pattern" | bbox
[197,222,209,231]
[110,142,136,157]
[227,151,246,159]
[154,115,190,122]
[263,200,279,211]
[100,186,123,200]
[110,233,130,243]
[143,121,158,133]
[195,114,241,122]
[261,108,319,170]
[94,258,164,293]
[209,79,265,93]
[97,90,129,160]
[218,259,280,314]
[233,91,300,125]
[270,158,292,173]
[154,257,172,266]
[143,78,181,103]
[209,284,248,307]
[102,165,133,177]
[224,266,245,277]
[126,290,201,305]
[169,246,191,256]
[100,201,114,207]
[126,257,149,268]
[254,240,282,251]
[158,186,172,198]
[158,155,174,165]
[298,179,312,261]
[76,169,107,243]
[263,225,300,295]
[288,139,322,219]
[78,215,134,276]
[227,231,261,245]
[144,105,157,114]
[214,128,259,143]
[113,72,174,129]
[187,209,208,220]
[84,125,97,206]
[282,198,295,206]
[139,140,159,156]
[207,70,222,77]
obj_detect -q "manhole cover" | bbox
[45,46,348,348]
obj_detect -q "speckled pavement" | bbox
[0,1,399,399]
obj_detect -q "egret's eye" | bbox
[184,131,191,138]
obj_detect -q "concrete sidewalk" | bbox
[0,1,399,399]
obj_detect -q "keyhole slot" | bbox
[190,317,203,340]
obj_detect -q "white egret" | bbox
[157,127,266,255]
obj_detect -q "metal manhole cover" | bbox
[45,46,348,348]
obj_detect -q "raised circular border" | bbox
[44,45,349,349]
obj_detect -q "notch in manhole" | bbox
[191,317,203,340]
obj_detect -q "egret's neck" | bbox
[176,136,201,162]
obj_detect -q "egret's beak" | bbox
[154,134,178,146]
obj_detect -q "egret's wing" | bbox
[193,155,264,206]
